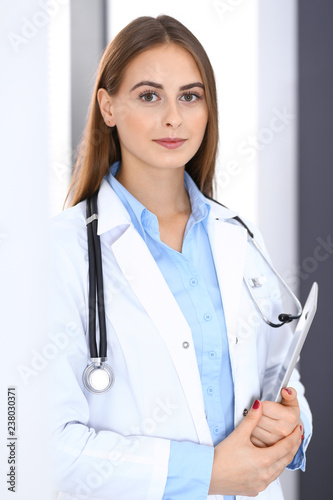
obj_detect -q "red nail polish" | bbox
[252,399,260,410]
[301,435,304,441]
[300,425,302,432]
[284,388,292,395]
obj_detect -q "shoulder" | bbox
[51,201,86,231]
[205,196,268,251]
[50,201,87,256]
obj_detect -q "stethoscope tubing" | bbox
[86,193,107,359]
[248,237,302,327]
[207,197,303,327]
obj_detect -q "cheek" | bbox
[189,105,208,127]
[191,110,208,140]
[116,113,156,152]
[114,107,140,140]
[199,108,209,128]
[117,106,157,135]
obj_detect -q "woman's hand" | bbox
[208,399,303,497]
[251,387,303,448]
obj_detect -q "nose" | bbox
[163,101,182,128]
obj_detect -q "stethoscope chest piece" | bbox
[83,361,114,394]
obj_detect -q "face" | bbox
[102,44,208,175]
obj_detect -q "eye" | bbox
[180,92,201,102]
[139,91,159,102]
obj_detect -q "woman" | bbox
[50,15,312,500]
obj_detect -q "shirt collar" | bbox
[94,176,239,240]
[106,161,148,240]
[100,162,239,237]
[184,171,211,226]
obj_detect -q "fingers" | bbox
[250,435,269,448]
[300,419,304,435]
[251,399,301,447]
[252,424,303,491]
[256,410,299,434]
[251,424,276,447]
[281,387,299,407]
[266,423,303,467]
[237,399,263,438]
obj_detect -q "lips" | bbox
[153,138,187,149]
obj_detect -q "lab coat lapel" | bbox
[207,216,248,340]
[110,225,212,445]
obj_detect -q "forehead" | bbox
[121,44,203,88]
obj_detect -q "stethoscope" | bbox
[82,190,303,394]
[82,191,115,394]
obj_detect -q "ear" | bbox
[97,88,116,127]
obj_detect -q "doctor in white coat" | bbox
[49,15,312,500]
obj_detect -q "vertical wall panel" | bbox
[298,1,333,498]
[70,0,108,155]
[258,1,298,280]
[257,2,299,498]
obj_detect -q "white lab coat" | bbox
[49,178,312,500]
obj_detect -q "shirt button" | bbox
[182,341,190,349]
[213,426,220,434]
[204,313,212,321]
[189,278,198,286]
[207,386,214,395]
[209,351,216,359]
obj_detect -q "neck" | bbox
[115,162,191,218]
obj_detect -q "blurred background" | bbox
[1,1,332,498]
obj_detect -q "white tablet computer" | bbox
[263,282,318,403]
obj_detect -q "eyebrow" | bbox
[130,80,205,92]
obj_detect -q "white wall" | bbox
[49,0,72,215]
[0,1,69,498]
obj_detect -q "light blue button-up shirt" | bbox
[106,161,308,498]
[106,162,235,499]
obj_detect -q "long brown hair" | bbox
[66,15,219,207]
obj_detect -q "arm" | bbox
[49,218,171,499]
[163,442,213,499]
